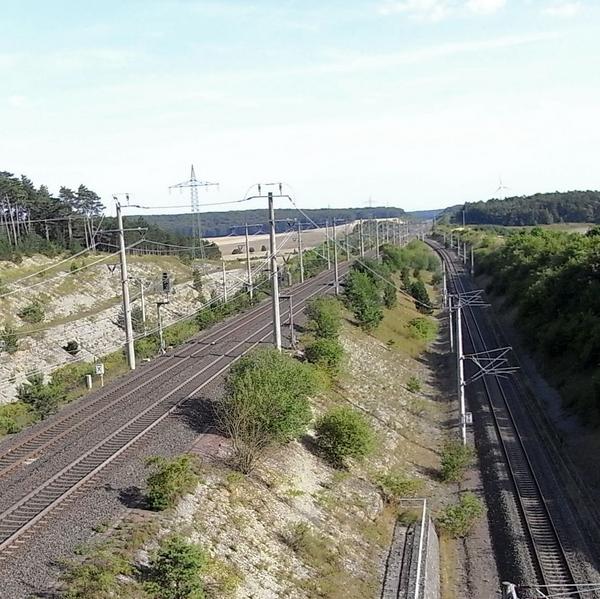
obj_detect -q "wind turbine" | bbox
[495,176,509,200]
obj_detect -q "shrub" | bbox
[145,455,200,511]
[315,406,375,468]
[17,300,45,323]
[406,376,421,393]
[437,492,484,538]
[408,317,438,342]
[1,325,19,354]
[409,280,433,314]
[63,340,80,355]
[377,472,424,504]
[61,545,132,598]
[117,305,145,333]
[17,373,65,420]
[192,268,203,295]
[344,270,383,331]
[145,535,207,599]
[304,338,344,374]
[383,282,397,309]
[440,441,475,482]
[260,244,267,252]
[135,335,160,359]
[304,297,343,339]
[217,349,319,473]
[0,415,22,434]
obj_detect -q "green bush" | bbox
[0,414,22,434]
[62,545,132,598]
[1,325,19,354]
[304,297,343,339]
[437,492,484,538]
[17,300,45,323]
[406,376,421,393]
[304,338,345,374]
[344,270,383,331]
[315,406,375,468]
[146,535,207,599]
[377,472,424,503]
[145,455,200,511]
[409,280,433,314]
[117,305,145,334]
[408,317,438,342]
[17,373,65,420]
[218,349,319,473]
[383,282,397,309]
[440,441,475,482]
[135,335,160,359]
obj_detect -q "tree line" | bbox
[442,191,600,226]
[0,171,219,261]
[476,226,600,424]
[142,206,407,238]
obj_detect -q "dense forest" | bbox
[0,171,219,261]
[443,191,600,226]
[476,227,600,424]
[142,207,407,238]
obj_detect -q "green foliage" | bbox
[145,535,207,599]
[218,349,319,472]
[0,403,31,435]
[0,171,220,262]
[117,305,145,334]
[17,373,65,420]
[477,227,600,421]
[409,280,433,314]
[377,472,424,503]
[445,191,600,226]
[406,376,421,393]
[315,406,375,468]
[135,334,160,359]
[145,455,200,511]
[304,297,343,339]
[407,317,438,342]
[304,338,345,374]
[192,268,203,296]
[1,325,19,354]
[383,282,397,308]
[437,492,484,538]
[440,441,475,482]
[62,545,133,599]
[17,300,45,323]
[344,270,383,331]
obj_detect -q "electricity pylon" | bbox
[169,165,218,259]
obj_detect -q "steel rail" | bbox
[434,242,580,597]
[0,264,345,481]
[0,271,339,555]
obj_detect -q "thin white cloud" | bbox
[542,1,582,18]
[378,0,506,20]
[315,31,560,74]
[466,0,506,15]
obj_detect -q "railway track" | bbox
[0,265,342,482]
[433,241,586,597]
[0,263,347,556]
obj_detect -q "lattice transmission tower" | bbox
[169,165,218,259]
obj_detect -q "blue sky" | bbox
[1,0,599,214]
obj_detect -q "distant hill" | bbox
[140,207,407,238]
[441,191,600,226]
[407,209,443,220]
